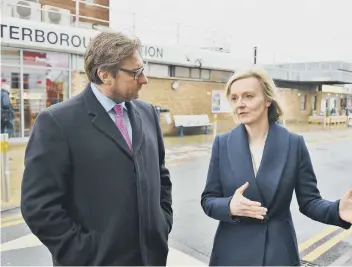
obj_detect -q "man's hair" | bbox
[84,31,141,84]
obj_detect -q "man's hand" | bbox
[230,182,267,220]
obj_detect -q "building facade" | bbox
[2,0,352,141]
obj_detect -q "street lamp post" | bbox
[254,46,257,64]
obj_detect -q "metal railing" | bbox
[72,0,109,26]
[1,0,110,29]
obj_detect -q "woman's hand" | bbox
[230,182,268,220]
[339,188,352,223]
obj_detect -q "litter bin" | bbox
[155,106,161,119]
[160,108,172,125]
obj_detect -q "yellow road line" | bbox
[1,213,22,223]
[298,225,339,252]
[303,228,352,262]
[167,161,189,167]
[1,218,25,228]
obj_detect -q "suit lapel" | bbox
[256,123,290,209]
[126,101,144,153]
[227,124,264,204]
[82,85,133,159]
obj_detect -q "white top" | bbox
[249,143,265,177]
[249,131,268,177]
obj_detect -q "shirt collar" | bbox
[90,82,126,112]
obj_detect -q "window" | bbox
[175,67,190,78]
[300,95,307,110]
[1,48,20,65]
[71,55,85,71]
[0,47,71,139]
[23,68,69,137]
[1,68,22,138]
[210,70,232,82]
[311,95,317,111]
[169,66,176,77]
[201,69,210,79]
[191,68,200,79]
[23,50,70,69]
[147,63,169,77]
[167,66,211,80]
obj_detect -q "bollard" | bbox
[1,133,10,202]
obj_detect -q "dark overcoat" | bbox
[201,122,351,266]
[21,85,173,266]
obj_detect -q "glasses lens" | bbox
[134,67,144,79]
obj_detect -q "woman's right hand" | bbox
[230,182,268,220]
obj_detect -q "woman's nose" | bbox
[237,99,246,107]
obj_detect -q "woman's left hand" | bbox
[339,188,352,223]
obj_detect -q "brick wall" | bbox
[39,0,109,26]
[71,71,89,96]
[71,73,323,134]
[278,88,319,123]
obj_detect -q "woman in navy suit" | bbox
[201,68,352,266]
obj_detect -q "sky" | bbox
[110,0,352,64]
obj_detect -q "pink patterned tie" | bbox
[114,104,132,150]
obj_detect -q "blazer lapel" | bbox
[126,101,144,153]
[227,124,264,204]
[82,85,133,159]
[256,123,290,209]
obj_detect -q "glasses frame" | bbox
[118,61,148,80]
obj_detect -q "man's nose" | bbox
[139,73,148,84]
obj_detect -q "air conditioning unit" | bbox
[12,0,41,22]
[42,5,71,26]
[1,0,13,17]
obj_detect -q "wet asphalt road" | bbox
[167,135,352,266]
[1,133,352,266]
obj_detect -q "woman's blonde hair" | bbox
[225,67,284,123]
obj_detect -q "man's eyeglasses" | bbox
[119,61,147,80]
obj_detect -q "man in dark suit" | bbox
[21,31,173,266]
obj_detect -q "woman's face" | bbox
[229,77,271,125]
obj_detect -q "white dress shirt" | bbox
[90,83,132,143]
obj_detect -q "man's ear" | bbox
[97,69,111,85]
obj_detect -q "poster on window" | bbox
[211,90,231,113]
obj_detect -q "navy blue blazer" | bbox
[201,122,351,266]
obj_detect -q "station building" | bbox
[1,0,352,210]
[2,1,352,140]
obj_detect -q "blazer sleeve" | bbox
[201,135,235,223]
[21,110,101,265]
[295,135,351,229]
[152,106,173,232]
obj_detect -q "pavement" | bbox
[1,124,352,266]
